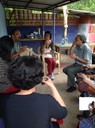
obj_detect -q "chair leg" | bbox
[43,63,47,76]
[58,63,60,74]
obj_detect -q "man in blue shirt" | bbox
[63,34,92,92]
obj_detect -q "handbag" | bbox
[76,78,95,94]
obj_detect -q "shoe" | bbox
[66,86,76,92]
[77,114,88,120]
[49,74,55,80]
[51,73,55,79]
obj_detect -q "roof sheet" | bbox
[1,0,80,10]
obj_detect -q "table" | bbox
[55,43,95,65]
[55,43,72,54]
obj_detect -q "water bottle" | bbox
[65,38,68,44]
[61,38,64,46]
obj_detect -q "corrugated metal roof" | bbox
[68,9,95,16]
[1,0,80,10]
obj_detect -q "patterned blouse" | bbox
[0,58,12,93]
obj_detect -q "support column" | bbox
[63,5,68,43]
[0,3,7,37]
[53,9,55,43]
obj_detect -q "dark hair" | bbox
[76,34,86,43]
[8,56,44,90]
[44,31,52,39]
[10,28,20,35]
[0,36,14,62]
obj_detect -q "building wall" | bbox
[78,15,95,43]
[7,25,78,53]
[6,9,95,52]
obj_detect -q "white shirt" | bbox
[43,47,52,58]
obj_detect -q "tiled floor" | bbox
[36,54,81,128]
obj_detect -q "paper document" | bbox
[79,97,95,110]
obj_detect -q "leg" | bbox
[63,63,81,87]
[67,64,81,87]
[63,63,76,75]
[45,58,52,75]
[63,63,82,92]
[51,58,56,73]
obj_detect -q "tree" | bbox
[68,0,95,12]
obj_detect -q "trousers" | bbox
[63,63,82,87]
[45,58,56,75]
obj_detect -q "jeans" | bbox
[63,63,82,87]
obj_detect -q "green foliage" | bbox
[68,0,95,12]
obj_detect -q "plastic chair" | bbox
[38,47,60,76]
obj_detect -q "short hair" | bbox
[0,36,14,62]
[44,31,52,39]
[76,34,86,43]
[10,29,20,35]
[8,56,44,90]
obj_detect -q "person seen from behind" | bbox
[2,56,68,128]
[0,35,19,94]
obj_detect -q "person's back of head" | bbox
[0,35,14,62]
[8,56,44,90]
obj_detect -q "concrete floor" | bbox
[36,54,81,128]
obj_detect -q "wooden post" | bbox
[63,5,68,43]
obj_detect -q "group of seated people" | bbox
[0,28,95,128]
[0,30,68,128]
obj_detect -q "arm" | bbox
[69,42,76,55]
[78,73,95,89]
[88,64,95,69]
[50,41,55,52]
[42,77,66,107]
[69,43,89,64]
[11,47,27,59]
[75,56,88,64]
[40,41,45,54]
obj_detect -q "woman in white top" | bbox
[40,31,56,80]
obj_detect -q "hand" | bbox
[81,65,90,71]
[78,73,90,83]
[20,47,27,53]
[51,118,57,122]
[89,101,95,112]
[69,54,76,59]
[42,76,54,87]
[22,46,27,51]
[72,41,76,47]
